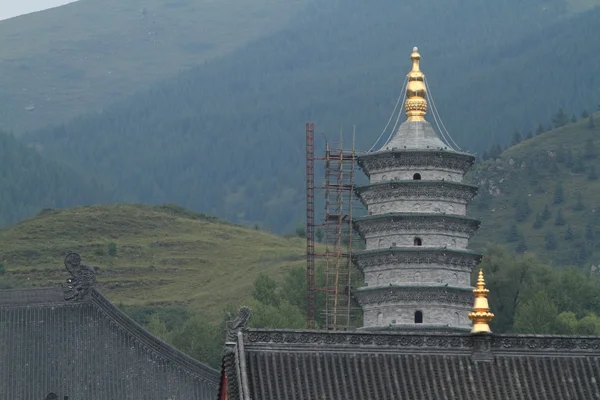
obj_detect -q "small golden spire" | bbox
[405,46,428,122]
[468,269,495,333]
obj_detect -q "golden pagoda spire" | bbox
[468,269,495,333]
[404,46,428,122]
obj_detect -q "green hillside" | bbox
[0,203,308,322]
[470,111,600,267]
[0,0,310,133]
[27,0,600,233]
[0,130,111,227]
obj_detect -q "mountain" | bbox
[0,0,311,133]
[469,110,600,267]
[0,130,111,227]
[25,0,600,232]
[0,203,308,322]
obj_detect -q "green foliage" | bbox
[108,242,118,257]
[573,192,585,211]
[0,130,111,228]
[554,209,566,226]
[170,315,224,368]
[316,227,324,243]
[564,225,574,240]
[0,263,4,275]
[252,274,280,307]
[553,183,565,204]
[545,232,557,250]
[552,107,570,128]
[589,114,596,129]
[506,224,520,243]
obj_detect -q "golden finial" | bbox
[468,269,495,333]
[405,46,428,122]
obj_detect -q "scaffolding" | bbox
[306,122,359,330]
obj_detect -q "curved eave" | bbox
[354,180,478,207]
[353,213,480,239]
[357,149,476,178]
[352,247,482,272]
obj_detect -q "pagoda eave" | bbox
[357,149,476,178]
[353,213,480,240]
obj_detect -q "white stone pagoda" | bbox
[352,48,481,331]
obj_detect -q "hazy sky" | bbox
[0,0,78,21]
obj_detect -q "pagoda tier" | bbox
[355,180,478,216]
[352,247,482,287]
[358,149,476,182]
[353,213,480,251]
[353,285,474,330]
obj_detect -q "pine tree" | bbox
[584,139,597,159]
[589,114,596,129]
[525,131,533,140]
[573,192,585,211]
[481,150,489,161]
[545,232,557,250]
[507,224,520,243]
[585,222,595,241]
[555,209,565,226]
[535,124,545,136]
[582,110,589,119]
[515,238,527,254]
[570,114,577,123]
[564,225,574,240]
[541,205,551,221]
[588,166,598,181]
[552,108,569,128]
[514,197,531,222]
[511,131,522,146]
[572,155,585,173]
[553,183,564,204]
[532,213,544,229]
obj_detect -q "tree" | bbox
[515,238,527,254]
[583,139,597,159]
[545,231,557,250]
[514,197,531,222]
[507,224,520,243]
[573,192,585,211]
[295,223,306,238]
[572,155,585,173]
[552,108,569,128]
[0,263,4,275]
[532,213,544,229]
[171,315,223,368]
[511,131,522,146]
[525,131,533,140]
[588,166,598,181]
[481,150,489,161]
[541,205,551,221]
[108,242,117,257]
[252,273,280,307]
[588,114,596,129]
[513,291,558,334]
[564,225,574,240]
[554,209,565,226]
[581,110,589,119]
[570,114,577,123]
[585,222,595,241]
[535,124,545,136]
[315,227,324,243]
[553,183,564,204]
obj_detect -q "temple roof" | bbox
[221,326,600,400]
[380,120,453,152]
[0,254,219,400]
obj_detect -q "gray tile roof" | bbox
[380,121,453,152]
[0,286,219,400]
[222,326,600,400]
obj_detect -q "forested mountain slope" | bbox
[0,130,110,227]
[469,111,600,268]
[27,0,600,232]
[0,0,311,133]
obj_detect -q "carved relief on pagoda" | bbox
[363,267,471,288]
[367,200,466,216]
[354,215,480,239]
[352,250,482,272]
[364,233,469,251]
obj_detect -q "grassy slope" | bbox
[0,0,309,133]
[469,111,600,266]
[0,204,308,322]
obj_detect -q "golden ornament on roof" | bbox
[468,269,495,333]
[405,46,428,122]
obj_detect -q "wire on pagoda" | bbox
[381,88,406,149]
[367,75,408,152]
[425,76,462,151]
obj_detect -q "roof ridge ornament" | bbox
[405,46,428,122]
[468,269,494,333]
[226,306,252,342]
[61,252,97,301]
